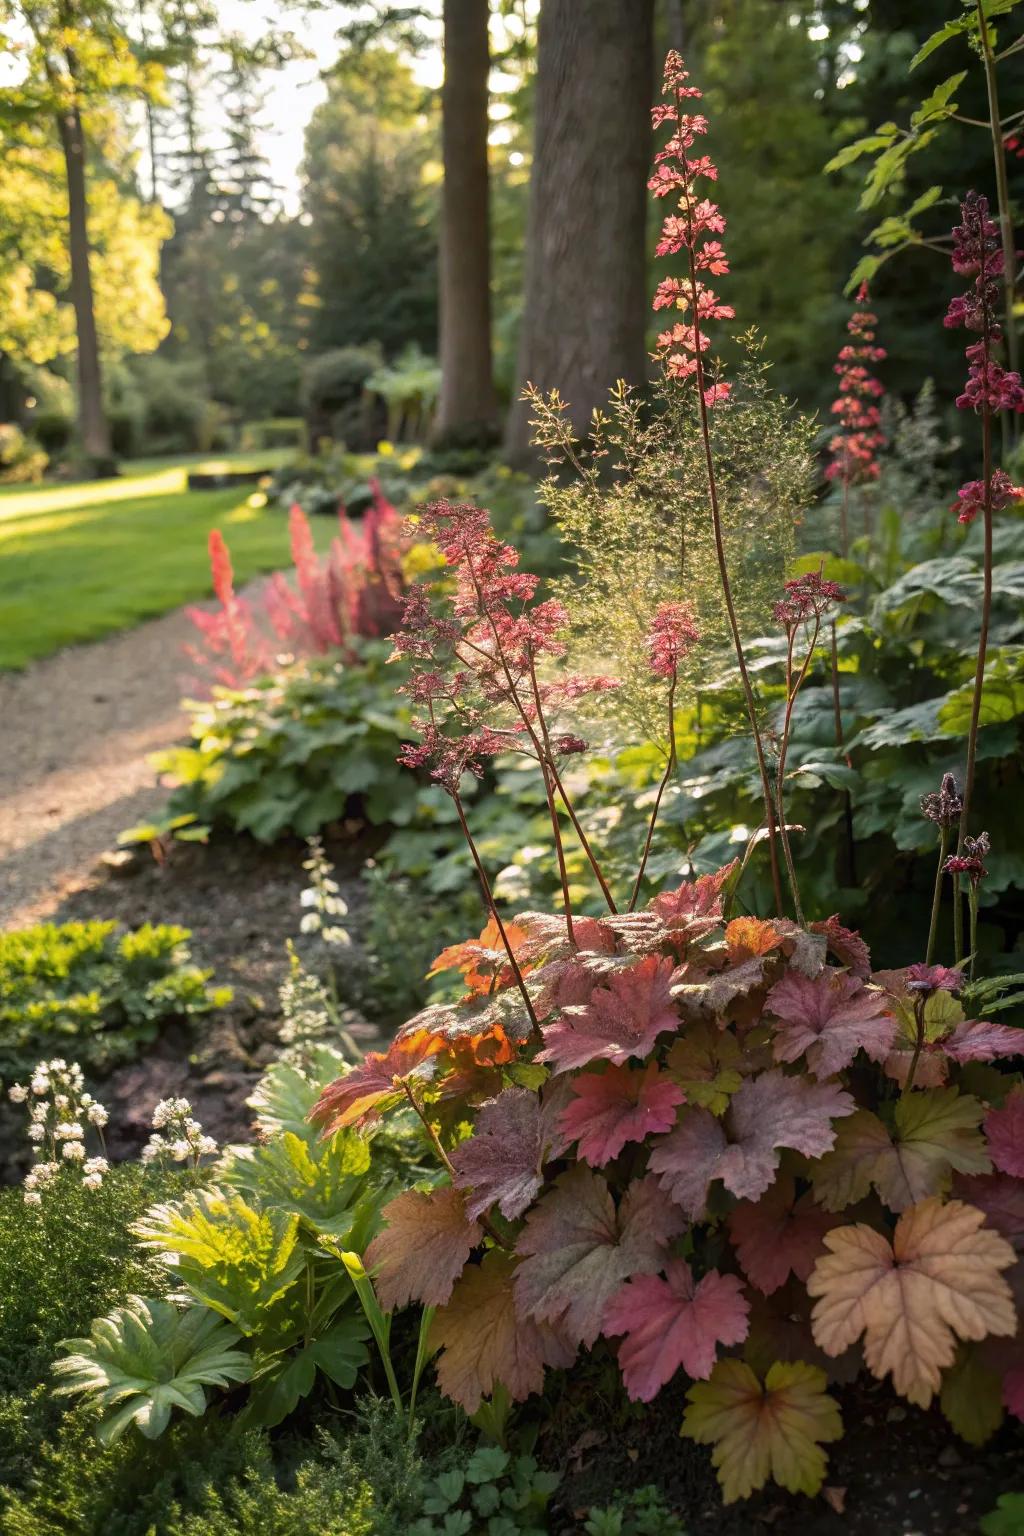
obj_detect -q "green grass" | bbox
[0,453,331,670]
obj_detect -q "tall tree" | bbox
[435,0,496,443]
[504,0,654,465]
[0,0,153,468]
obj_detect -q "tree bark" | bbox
[56,102,113,467]
[435,0,497,443]
[504,0,654,466]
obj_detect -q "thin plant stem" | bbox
[546,755,619,913]
[953,872,964,966]
[925,826,949,966]
[630,676,677,911]
[775,618,821,927]
[829,621,856,886]
[976,0,1020,448]
[957,341,995,846]
[400,1082,511,1250]
[968,882,980,981]
[903,994,927,1094]
[451,792,542,1043]
[839,478,849,559]
[681,219,783,916]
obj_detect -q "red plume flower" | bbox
[826,284,887,487]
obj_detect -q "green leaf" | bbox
[247,1046,350,1141]
[54,1296,251,1444]
[309,1315,371,1387]
[245,1345,318,1428]
[982,1493,1024,1536]
[219,1129,372,1238]
[910,18,969,69]
[132,1190,305,1333]
[911,73,967,127]
[824,131,897,174]
[466,1446,510,1484]
[939,1343,1004,1445]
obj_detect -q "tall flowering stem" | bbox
[629,603,700,911]
[921,773,963,966]
[975,0,1021,422]
[650,50,783,917]
[826,286,887,555]
[828,622,856,886]
[944,194,1024,864]
[772,572,847,926]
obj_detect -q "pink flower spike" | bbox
[647,601,700,679]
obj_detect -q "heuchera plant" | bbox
[310,56,1024,1511]
[185,484,406,689]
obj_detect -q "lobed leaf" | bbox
[364,1185,482,1310]
[557,1061,684,1167]
[538,954,679,1073]
[603,1260,749,1402]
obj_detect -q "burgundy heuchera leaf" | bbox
[557,1062,684,1167]
[538,955,680,1073]
[728,1174,841,1295]
[603,1259,750,1402]
[514,1167,685,1347]
[450,1085,570,1221]
[649,1070,855,1218]
[766,969,895,1079]
[985,1088,1024,1177]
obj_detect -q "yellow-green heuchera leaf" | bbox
[681,1358,842,1503]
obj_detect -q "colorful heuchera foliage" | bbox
[185,485,406,689]
[306,52,1024,1513]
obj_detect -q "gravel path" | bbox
[0,608,199,927]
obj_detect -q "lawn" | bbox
[0,453,330,670]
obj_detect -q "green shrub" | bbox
[27,408,72,455]
[150,643,412,843]
[0,921,232,1079]
[239,419,305,453]
[0,423,47,484]
[302,346,384,451]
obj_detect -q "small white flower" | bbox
[8,1084,28,1103]
[169,1139,192,1162]
[82,1173,103,1190]
[24,1171,38,1190]
[86,1103,109,1127]
[54,1094,69,1110]
[84,1157,108,1175]
[322,925,351,947]
[61,1141,85,1161]
[141,1137,163,1163]
[55,1122,83,1141]
[299,912,321,934]
[31,1075,49,1097]
[27,1123,44,1143]
[184,1119,202,1137]
[299,889,318,908]
[80,1092,93,1107]
[23,1191,42,1207]
[197,1136,218,1157]
[30,1101,47,1123]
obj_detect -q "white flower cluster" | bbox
[141,1097,217,1166]
[298,836,350,946]
[7,1058,109,1205]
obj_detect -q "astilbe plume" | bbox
[185,485,407,690]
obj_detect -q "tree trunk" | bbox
[435,0,496,443]
[504,0,654,466]
[56,103,113,468]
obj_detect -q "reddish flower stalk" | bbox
[772,572,848,925]
[629,603,700,911]
[920,772,963,966]
[649,50,783,917]
[826,285,887,556]
[944,193,1024,878]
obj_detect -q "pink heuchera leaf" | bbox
[603,1259,750,1402]
[985,1087,1024,1177]
[364,1185,482,1310]
[514,1168,685,1346]
[651,860,737,928]
[766,969,895,1080]
[450,1085,570,1221]
[809,915,871,978]
[649,1070,855,1218]
[727,1174,841,1295]
[943,1019,1024,1066]
[538,955,679,1073]
[952,1172,1024,1243]
[557,1062,684,1167]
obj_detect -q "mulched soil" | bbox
[548,1373,1024,1534]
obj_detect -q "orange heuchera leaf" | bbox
[450,1084,571,1221]
[429,1248,575,1413]
[725,917,784,962]
[514,1167,685,1347]
[603,1259,749,1402]
[557,1062,684,1167]
[765,968,895,1080]
[363,1185,482,1311]
[681,1359,842,1504]
[309,1029,445,1132]
[810,1090,990,1214]
[985,1086,1024,1177]
[649,1070,855,1218]
[728,1174,842,1295]
[429,919,530,997]
[807,1198,1017,1406]
[538,955,679,1073]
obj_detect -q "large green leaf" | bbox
[132,1190,305,1333]
[219,1129,373,1239]
[54,1296,251,1445]
[247,1045,349,1141]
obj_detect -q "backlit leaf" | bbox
[429,1249,575,1413]
[808,1198,1016,1406]
[364,1185,482,1310]
[603,1259,749,1402]
[681,1359,842,1504]
[649,1071,854,1218]
[450,1083,570,1221]
[513,1168,685,1347]
[808,916,871,978]
[766,969,895,1079]
[557,1061,684,1167]
[538,955,679,1073]
[309,1029,445,1132]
